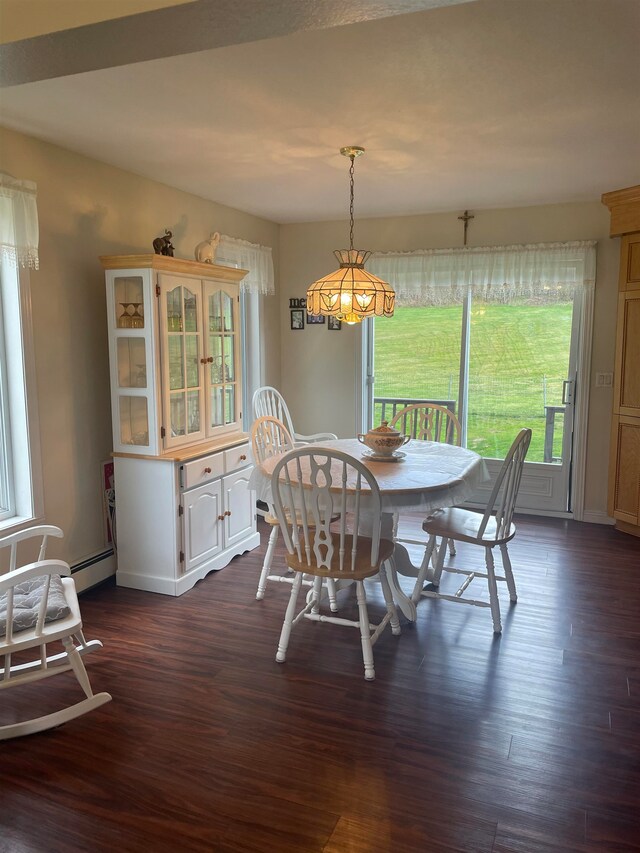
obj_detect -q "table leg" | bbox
[378,513,419,621]
[384,555,417,622]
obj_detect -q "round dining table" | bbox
[249,437,489,621]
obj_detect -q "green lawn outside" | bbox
[373,301,573,462]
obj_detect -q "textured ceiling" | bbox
[1,0,638,223]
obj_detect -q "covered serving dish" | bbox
[357,421,410,456]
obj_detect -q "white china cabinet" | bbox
[101,254,259,595]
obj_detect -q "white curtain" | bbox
[216,234,275,295]
[369,240,596,306]
[0,174,39,270]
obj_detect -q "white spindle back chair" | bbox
[251,417,339,610]
[389,403,462,556]
[413,428,532,633]
[252,386,337,446]
[250,416,295,600]
[271,447,400,680]
[389,402,461,446]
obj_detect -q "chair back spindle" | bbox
[251,416,294,467]
[390,403,461,446]
[252,387,296,442]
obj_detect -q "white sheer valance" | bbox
[0,173,39,270]
[216,234,275,295]
[369,240,596,306]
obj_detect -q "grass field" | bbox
[373,300,574,462]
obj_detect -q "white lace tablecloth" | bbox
[249,438,489,515]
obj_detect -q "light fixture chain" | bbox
[349,154,355,250]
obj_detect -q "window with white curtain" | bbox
[0,174,43,529]
[216,234,274,429]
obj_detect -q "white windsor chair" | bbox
[413,428,532,633]
[271,447,400,680]
[251,416,339,610]
[389,402,462,556]
[252,386,337,446]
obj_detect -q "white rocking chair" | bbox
[1,526,111,740]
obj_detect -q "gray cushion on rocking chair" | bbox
[0,574,70,637]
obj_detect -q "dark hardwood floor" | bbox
[1,515,639,852]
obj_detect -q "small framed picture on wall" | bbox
[327,316,342,331]
[290,309,304,330]
[306,312,325,325]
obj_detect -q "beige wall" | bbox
[0,125,280,565]
[279,202,619,518]
[0,121,620,560]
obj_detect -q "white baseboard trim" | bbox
[71,549,116,593]
[581,511,615,526]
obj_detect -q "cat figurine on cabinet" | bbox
[194,231,221,264]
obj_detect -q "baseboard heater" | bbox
[71,548,116,594]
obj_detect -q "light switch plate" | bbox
[595,372,613,387]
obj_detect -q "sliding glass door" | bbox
[364,290,580,513]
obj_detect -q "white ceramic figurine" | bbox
[194,231,221,264]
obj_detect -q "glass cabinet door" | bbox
[114,275,145,329]
[203,283,241,435]
[111,273,151,449]
[159,277,205,447]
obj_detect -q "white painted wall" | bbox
[279,202,619,518]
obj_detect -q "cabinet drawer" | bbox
[181,451,224,490]
[224,442,252,473]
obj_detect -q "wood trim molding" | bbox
[99,254,248,282]
[112,433,249,462]
[601,185,640,236]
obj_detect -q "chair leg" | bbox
[62,636,95,699]
[448,537,456,556]
[256,524,279,600]
[276,571,303,663]
[356,580,375,681]
[379,563,401,636]
[311,576,323,614]
[431,536,448,587]
[411,535,436,603]
[326,578,338,612]
[391,512,399,541]
[500,543,518,602]
[485,547,502,634]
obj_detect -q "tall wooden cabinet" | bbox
[602,186,640,537]
[101,254,260,594]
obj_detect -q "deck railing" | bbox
[374,396,565,463]
[374,397,457,424]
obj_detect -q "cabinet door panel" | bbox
[183,480,223,572]
[610,417,640,524]
[223,468,256,549]
[158,275,206,448]
[621,234,640,291]
[617,292,640,414]
[203,281,242,436]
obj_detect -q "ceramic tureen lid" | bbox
[368,421,401,436]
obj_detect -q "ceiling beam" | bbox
[0,0,475,87]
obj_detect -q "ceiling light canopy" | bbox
[306,147,395,325]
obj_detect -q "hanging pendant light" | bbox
[306,146,395,325]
